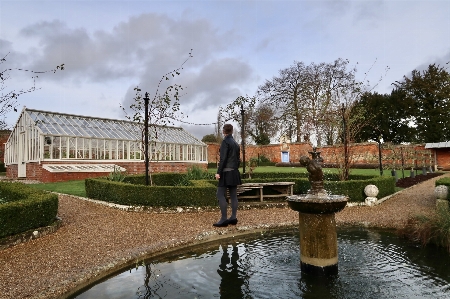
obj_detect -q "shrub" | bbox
[174,165,214,186]
[275,162,302,167]
[248,155,275,167]
[436,177,450,187]
[0,182,58,238]
[85,171,395,207]
[399,205,450,252]
[254,162,274,167]
[107,166,127,182]
[276,162,381,169]
[207,162,217,169]
[85,177,217,207]
[124,173,185,186]
[219,173,394,203]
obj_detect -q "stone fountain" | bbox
[286,148,348,275]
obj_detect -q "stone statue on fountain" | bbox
[299,147,326,197]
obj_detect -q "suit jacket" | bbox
[217,134,240,174]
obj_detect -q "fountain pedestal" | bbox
[287,148,347,275]
[299,212,338,275]
[287,195,347,275]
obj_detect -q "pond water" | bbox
[71,227,450,299]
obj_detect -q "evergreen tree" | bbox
[355,90,415,143]
[201,134,218,143]
[394,64,450,143]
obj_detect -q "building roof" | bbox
[425,142,450,149]
[23,108,205,145]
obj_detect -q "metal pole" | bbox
[341,104,348,180]
[144,93,149,186]
[241,104,246,176]
[378,138,383,176]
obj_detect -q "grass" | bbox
[29,180,86,197]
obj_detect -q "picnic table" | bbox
[229,181,295,202]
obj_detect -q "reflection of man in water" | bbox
[217,244,249,298]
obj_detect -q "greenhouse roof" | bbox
[23,108,205,145]
[425,142,450,148]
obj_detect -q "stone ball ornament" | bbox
[435,185,449,200]
[364,184,379,206]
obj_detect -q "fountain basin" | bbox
[286,195,348,214]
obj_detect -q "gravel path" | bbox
[1,172,449,299]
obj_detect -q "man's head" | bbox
[223,124,233,135]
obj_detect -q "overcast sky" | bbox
[1,0,449,140]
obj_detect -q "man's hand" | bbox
[215,174,220,180]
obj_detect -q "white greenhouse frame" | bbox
[4,108,207,176]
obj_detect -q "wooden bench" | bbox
[227,182,295,202]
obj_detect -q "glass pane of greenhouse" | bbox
[5,108,207,165]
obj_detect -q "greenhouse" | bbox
[4,108,207,182]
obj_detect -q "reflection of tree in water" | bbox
[217,244,251,299]
[136,263,166,299]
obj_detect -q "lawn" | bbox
[29,180,87,197]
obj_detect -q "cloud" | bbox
[15,13,238,84]
[11,12,255,119]
[0,39,13,54]
[184,57,253,105]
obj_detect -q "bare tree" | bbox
[121,50,193,185]
[220,95,256,143]
[246,102,279,145]
[257,61,308,142]
[257,58,378,147]
[0,53,64,127]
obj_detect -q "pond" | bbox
[71,227,450,299]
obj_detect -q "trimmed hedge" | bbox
[275,162,382,170]
[324,176,396,203]
[0,182,59,238]
[241,175,395,203]
[250,172,383,182]
[249,172,308,179]
[87,172,396,207]
[123,173,186,186]
[85,176,217,207]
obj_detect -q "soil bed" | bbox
[395,172,443,188]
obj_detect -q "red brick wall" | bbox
[433,148,450,170]
[206,142,312,164]
[245,143,312,163]
[6,141,449,182]
[6,161,207,183]
[206,142,220,165]
[206,142,446,169]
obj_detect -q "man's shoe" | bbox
[213,220,229,227]
[227,218,238,225]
